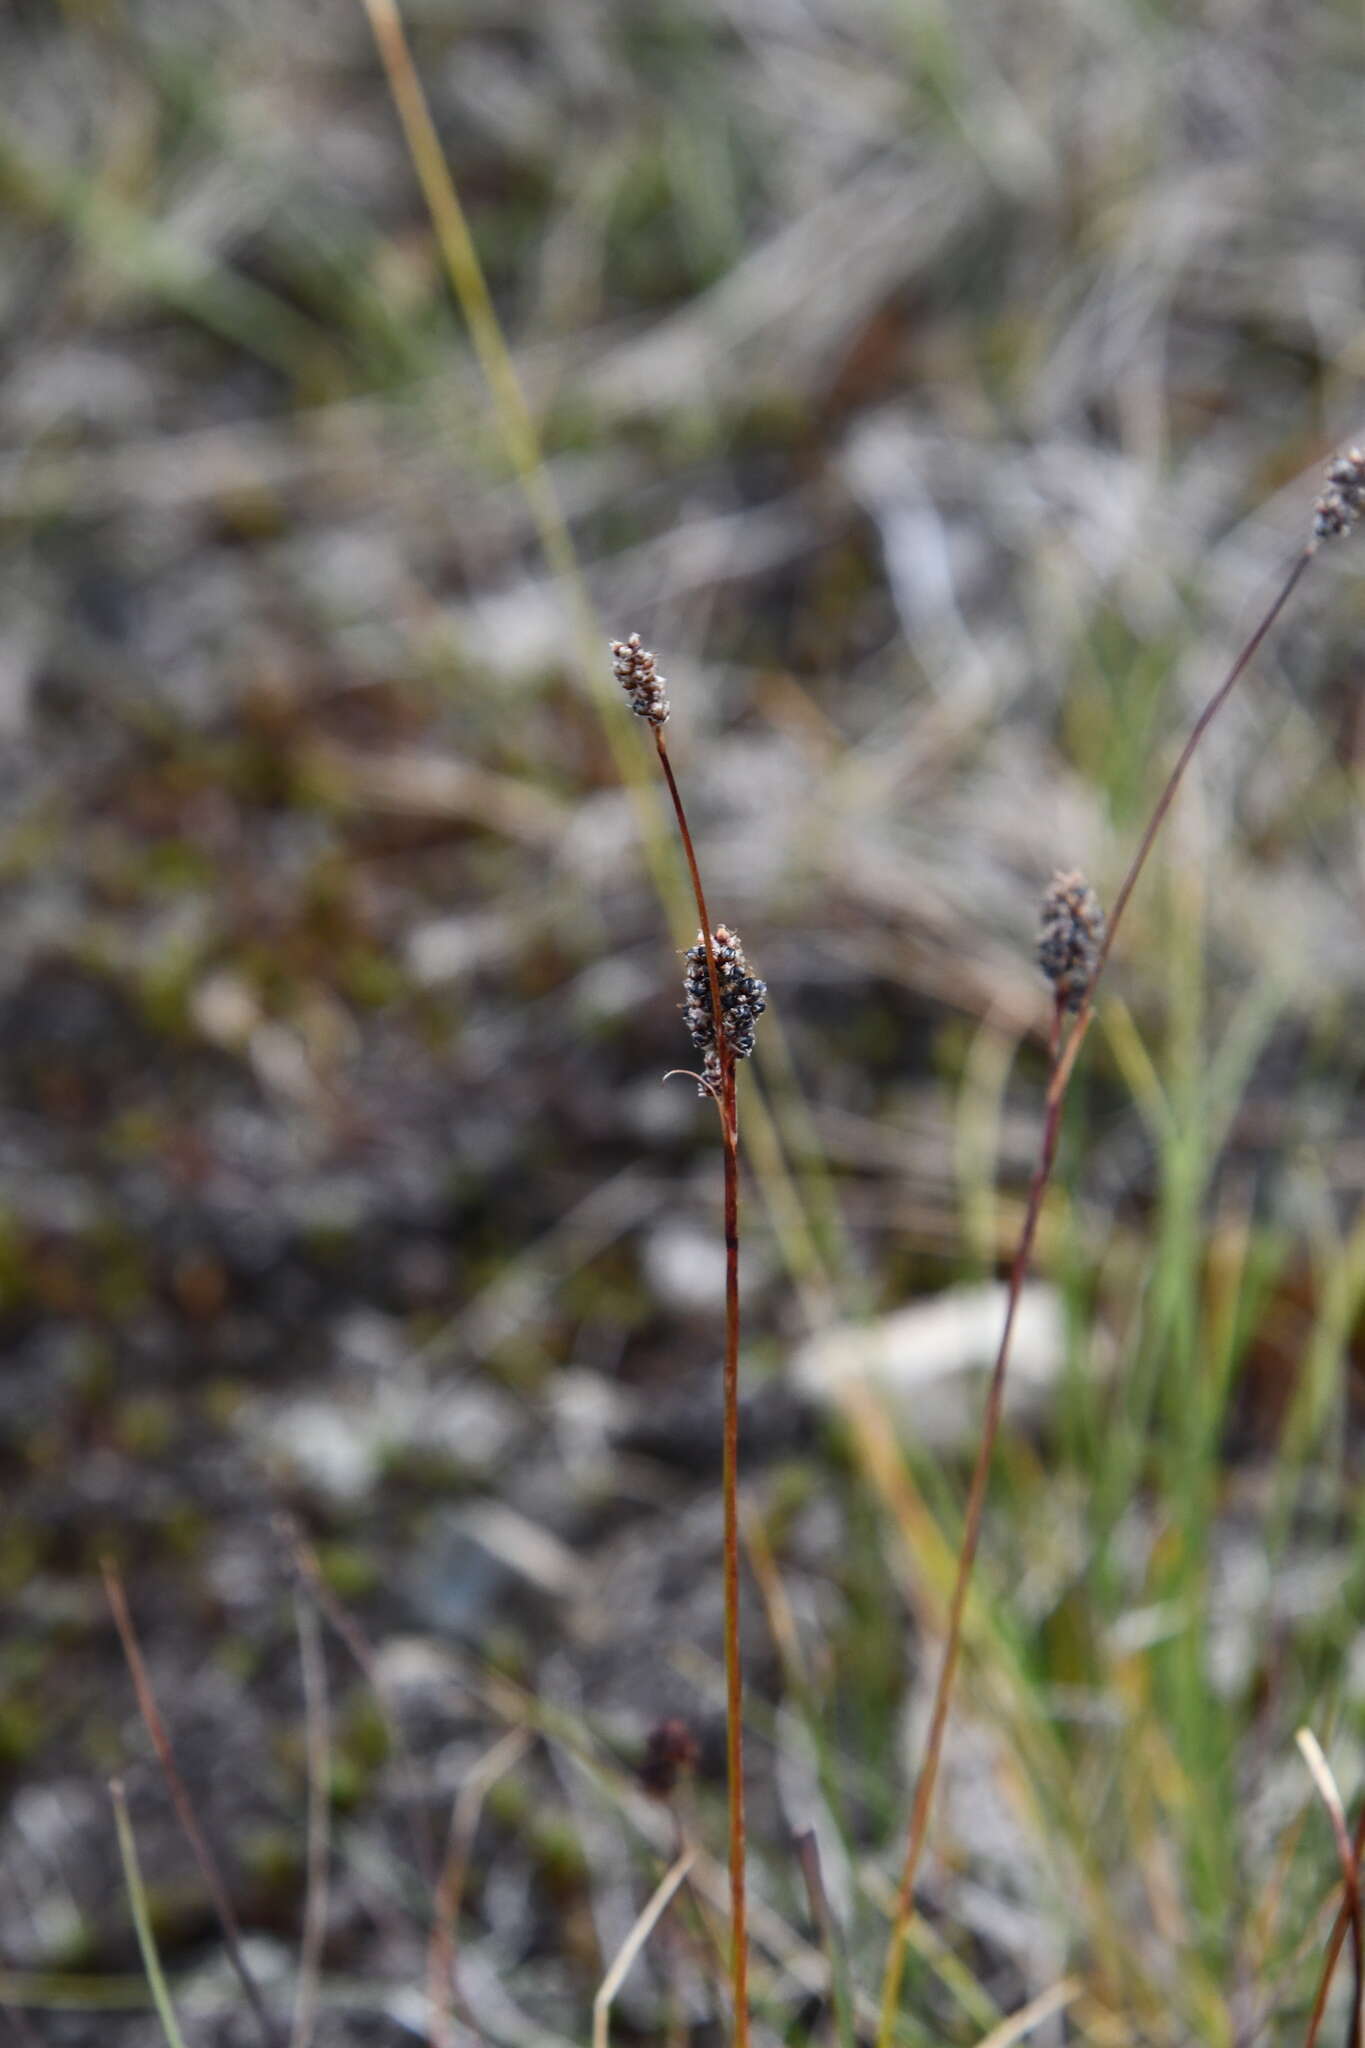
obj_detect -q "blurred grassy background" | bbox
[3,1,1365,2043]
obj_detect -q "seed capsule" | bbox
[682,925,767,1093]
[610,633,670,725]
[1038,870,1105,1012]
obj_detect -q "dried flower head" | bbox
[639,1717,700,1800]
[683,924,767,1093]
[1038,870,1105,1012]
[611,633,669,726]
[1313,447,1365,542]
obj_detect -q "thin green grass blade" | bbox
[109,1779,191,2048]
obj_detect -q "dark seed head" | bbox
[681,924,767,1093]
[1038,869,1105,1012]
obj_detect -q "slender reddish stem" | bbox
[1046,546,1313,1112]
[653,722,750,2045]
[720,1055,749,2046]
[876,544,1316,2042]
[1303,1795,1365,2048]
[654,729,726,1063]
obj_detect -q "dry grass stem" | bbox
[427,1728,531,2048]
[968,1978,1083,2048]
[358,0,680,922]
[591,1848,696,2048]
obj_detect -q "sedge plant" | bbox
[876,444,1365,2041]
[611,632,768,2047]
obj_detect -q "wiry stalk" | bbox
[876,539,1318,2042]
[656,721,751,2048]
[719,1054,749,2045]
[622,649,750,2047]
[654,728,727,1065]
[1046,546,1313,1110]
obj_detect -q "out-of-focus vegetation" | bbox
[2,1,1365,2042]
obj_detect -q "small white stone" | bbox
[644,1218,730,1312]
[791,1281,1065,1451]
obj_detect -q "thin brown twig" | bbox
[876,542,1317,2041]
[100,1558,279,2048]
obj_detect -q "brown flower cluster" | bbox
[1038,870,1105,1012]
[683,926,767,1092]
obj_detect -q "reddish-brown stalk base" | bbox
[721,1057,750,2047]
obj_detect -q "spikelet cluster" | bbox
[611,633,669,725]
[683,926,767,1093]
[1313,447,1365,542]
[1038,870,1105,1013]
